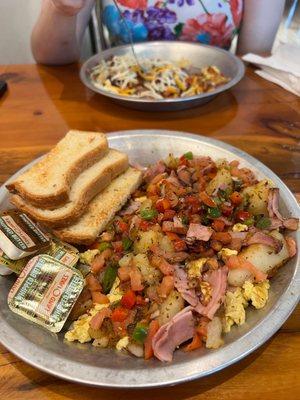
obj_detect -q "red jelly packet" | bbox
[8,254,84,332]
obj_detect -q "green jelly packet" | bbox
[8,254,84,333]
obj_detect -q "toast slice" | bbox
[6,130,108,209]
[54,167,142,245]
[10,149,129,228]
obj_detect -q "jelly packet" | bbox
[8,254,84,332]
[0,210,50,259]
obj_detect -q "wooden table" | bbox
[0,64,299,400]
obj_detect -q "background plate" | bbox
[80,42,245,111]
[0,130,299,388]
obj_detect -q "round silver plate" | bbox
[80,42,245,111]
[0,130,299,388]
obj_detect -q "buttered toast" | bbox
[54,168,142,245]
[10,149,128,228]
[6,130,108,208]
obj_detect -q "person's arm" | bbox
[237,0,286,55]
[31,0,95,65]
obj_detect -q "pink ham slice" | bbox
[144,160,166,182]
[174,266,198,307]
[245,231,283,253]
[152,307,194,362]
[194,267,228,319]
[267,188,299,231]
[186,223,213,242]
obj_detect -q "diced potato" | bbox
[134,253,162,285]
[119,253,133,268]
[228,231,289,286]
[242,179,273,215]
[93,336,109,348]
[160,235,174,253]
[157,290,184,326]
[134,230,162,254]
[206,317,224,349]
[206,168,233,195]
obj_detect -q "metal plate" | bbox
[80,42,245,111]
[0,130,299,388]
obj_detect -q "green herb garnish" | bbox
[140,208,158,220]
[132,324,148,344]
[183,151,193,160]
[256,216,271,230]
[102,262,118,294]
[122,237,133,251]
[207,207,221,218]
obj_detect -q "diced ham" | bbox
[152,307,195,362]
[174,265,198,307]
[186,223,213,242]
[120,200,141,216]
[165,170,181,187]
[173,216,184,229]
[162,221,187,234]
[91,249,112,274]
[150,254,174,275]
[86,274,102,292]
[157,275,174,298]
[130,265,144,291]
[118,264,131,281]
[286,236,297,258]
[245,232,283,253]
[267,188,299,231]
[194,267,228,319]
[283,218,299,231]
[89,307,111,330]
[144,160,166,182]
[177,166,191,185]
[151,245,188,263]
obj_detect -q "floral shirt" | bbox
[101,0,243,48]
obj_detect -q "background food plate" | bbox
[0,130,299,388]
[80,42,245,111]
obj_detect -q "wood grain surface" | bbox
[0,63,299,399]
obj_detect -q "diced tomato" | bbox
[179,156,189,166]
[91,291,109,304]
[212,219,225,232]
[212,231,231,244]
[112,241,123,253]
[139,220,151,231]
[236,210,251,221]
[162,209,176,221]
[173,239,187,251]
[147,183,158,196]
[115,220,129,233]
[165,231,181,241]
[155,198,171,212]
[185,195,200,207]
[88,241,100,250]
[220,203,233,216]
[144,320,159,360]
[184,333,202,352]
[111,307,129,322]
[86,274,102,292]
[91,248,112,274]
[230,191,243,205]
[136,295,146,306]
[199,191,216,208]
[121,290,136,309]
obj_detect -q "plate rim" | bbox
[80,41,245,104]
[0,129,299,388]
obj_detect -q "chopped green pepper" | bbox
[181,215,189,225]
[122,237,133,251]
[140,208,158,220]
[207,207,221,218]
[256,216,271,230]
[102,262,118,294]
[244,217,254,226]
[183,151,193,160]
[132,324,148,344]
[97,242,111,252]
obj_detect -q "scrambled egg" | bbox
[116,336,129,351]
[232,223,248,232]
[79,249,99,265]
[65,304,108,343]
[243,280,270,309]
[218,248,238,262]
[65,277,123,343]
[223,280,270,332]
[223,288,248,333]
[107,277,123,303]
[186,258,208,279]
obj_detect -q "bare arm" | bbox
[237,0,285,55]
[31,0,95,65]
